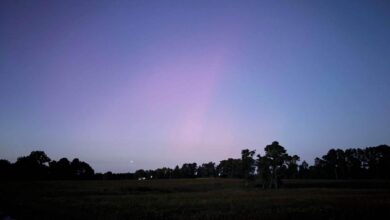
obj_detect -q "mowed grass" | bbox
[1,178,390,220]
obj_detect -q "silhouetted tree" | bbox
[365,145,390,178]
[256,154,271,188]
[284,155,300,178]
[257,141,291,188]
[197,162,216,178]
[217,158,242,178]
[49,158,72,179]
[322,149,346,179]
[70,158,94,179]
[154,167,173,179]
[181,163,197,178]
[345,149,364,178]
[172,165,181,178]
[30,151,51,165]
[310,157,327,178]
[13,151,51,179]
[135,169,147,179]
[0,159,11,180]
[298,160,309,178]
[307,145,390,179]
[241,149,256,180]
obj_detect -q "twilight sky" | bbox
[1,0,389,172]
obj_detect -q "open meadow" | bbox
[1,178,390,220]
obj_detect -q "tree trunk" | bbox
[274,167,278,189]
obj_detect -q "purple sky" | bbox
[1,0,390,172]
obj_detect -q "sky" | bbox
[1,0,389,173]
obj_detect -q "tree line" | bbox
[0,151,94,180]
[1,142,390,187]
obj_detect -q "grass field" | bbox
[1,178,390,220]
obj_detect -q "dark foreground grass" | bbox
[1,178,390,220]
